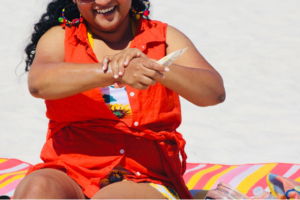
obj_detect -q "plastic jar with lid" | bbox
[205,182,249,199]
[253,186,276,199]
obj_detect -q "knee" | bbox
[14,172,58,199]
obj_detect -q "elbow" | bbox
[210,90,226,106]
[195,90,226,107]
[29,85,43,98]
[28,77,44,99]
[218,92,226,103]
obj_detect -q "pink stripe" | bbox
[289,167,300,180]
[0,170,29,185]
[183,164,214,184]
[211,165,252,189]
[194,165,231,190]
[0,159,23,171]
[186,163,200,171]
[246,163,291,196]
[0,179,22,195]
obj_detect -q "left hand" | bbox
[102,48,148,79]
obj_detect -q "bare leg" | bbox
[13,168,86,199]
[91,180,167,199]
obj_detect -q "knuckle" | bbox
[151,80,157,85]
[133,73,138,78]
[134,65,141,71]
[142,86,149,90]
[152,71,158,77]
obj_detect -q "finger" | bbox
[114,82,120,89]
[143,67,165,80]
[143,60,169,73]
[137,51,148,59]
[114,82,125,88]
[102,55,111,71]
[124,51,138,66]
[118,56,126,76]
[136,82,151,90]
[111,59,119,79]
[139,75,157,86]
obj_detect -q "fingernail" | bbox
[102,66,105,70]
[163,74,165,79]
[119,71,122,75]
[114,75,118,79]
[165,68,169,72]
[124,60,128,65]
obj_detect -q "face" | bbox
[74,0,132,32]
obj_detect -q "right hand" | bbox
[102,48,147,79]
[116,57,169,90]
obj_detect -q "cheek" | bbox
[119,0,132,13]
[77,5,92,19]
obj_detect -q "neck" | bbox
[88,15,133,44]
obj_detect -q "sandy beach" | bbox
[0,0,299,166]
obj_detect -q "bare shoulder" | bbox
[166,25,195,52]
[33,25,65,65]
[166,25,213,70]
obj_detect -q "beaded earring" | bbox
[58,4,83,27]
[131,0,150,20]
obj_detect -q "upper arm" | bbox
[29,26,65,74]
[166,25,215,71]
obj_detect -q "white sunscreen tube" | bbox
[156,48,188,67]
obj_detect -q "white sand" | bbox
[0,0,299,165]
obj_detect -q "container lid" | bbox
[253,186,264,197]
[217,182,249,199]
[264,195,277,200]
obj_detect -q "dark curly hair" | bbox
[24,0,150,72]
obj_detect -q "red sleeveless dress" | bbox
[26,18,192,199]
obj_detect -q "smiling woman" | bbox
[14,0,225,199]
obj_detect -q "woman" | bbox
[14,0,225,199]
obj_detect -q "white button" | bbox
[130,92,135,97]
[120,149,125,154]
[134,121,139,126]
[137,172,141,176]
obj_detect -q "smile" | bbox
[96,6,115,14]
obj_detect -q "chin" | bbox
[95,15,127,32]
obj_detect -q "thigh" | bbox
[91,180,166,199]
[13,168,86,199]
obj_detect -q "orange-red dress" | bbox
[26,18,192,199]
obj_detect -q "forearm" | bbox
[158,64,226,107]
[28,62,114,100]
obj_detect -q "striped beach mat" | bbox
[184,163,300,197]
[0,158,32,198]
[1,158,300,198]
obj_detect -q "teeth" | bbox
[96,6,114,14]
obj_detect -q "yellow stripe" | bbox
[186,165,223,190]
[87,27,93,49]
[149,183,180,200]
[294,176,300,182]
[203,166,238,190]
[266,174,277,197]
[0,159,7,163]
[236,163,277,194]
[0,170,28,182]
[0,174,25,188]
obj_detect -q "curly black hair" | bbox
[24,0,150,72]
